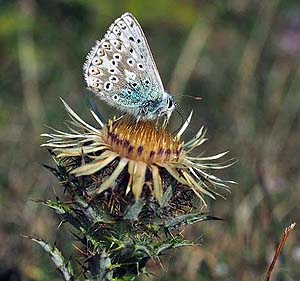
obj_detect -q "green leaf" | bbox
[99,251,113,281]
[29,237,74,281]
[164,213,221,229]
[43,200,83,231]
[124,200,145,221]
[74,196,113,224]
[87,251,113,281]
[160,185,173,207]
[156,240,194,255]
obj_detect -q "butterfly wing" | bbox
[83,13,165,116]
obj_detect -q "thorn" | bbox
[57,220,65,230]
[72,243,87,256]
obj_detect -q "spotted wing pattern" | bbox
[83,13,165,115]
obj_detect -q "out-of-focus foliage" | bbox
[0,0,299,280]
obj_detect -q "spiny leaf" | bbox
[124,200,145,221]
[29,237,74,281]
[44,199,73,215]
[74,196,113,224]
[156,240,194,255]
[98,251,113,281]
[43,200,87,233]
[160,185,173,207]
[164,213,222,229]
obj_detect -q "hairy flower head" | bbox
[42,100,234,207]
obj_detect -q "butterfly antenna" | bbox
[84,92,105,124]
[173,101,196,135]
[173,102,187,132]
[174,101,186,119]
[181,94,202,100]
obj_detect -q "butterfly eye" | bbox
[167,96,174,109]
[89,66,100,75]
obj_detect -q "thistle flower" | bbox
[42,100,233,207]
[37,100,234,280]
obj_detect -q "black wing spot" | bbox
[113,53,121,60]
[102,42,111,50]
[92,57,102,65]
[89,66,100,75]
[104,82,112,91]
[97,49,105,56]
[127,58,135,66]
[109,75,118,83]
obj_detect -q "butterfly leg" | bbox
[114,113,126,122]
[134,115,141,130]
[162,118,167,129]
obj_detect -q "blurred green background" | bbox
[0,0,299,280]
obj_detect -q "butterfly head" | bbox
[162,92,176,122]
[139,92,175,122]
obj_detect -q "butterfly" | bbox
[83,12,175,122]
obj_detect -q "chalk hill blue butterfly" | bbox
[83,12,175,122]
